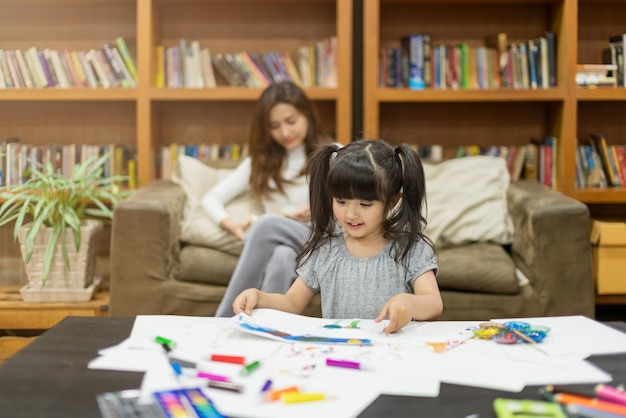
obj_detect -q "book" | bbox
[0,50,14,88]
[50,49,71,88]
[582,143,607,187]
[609,34,626,87]
[102,44,129,88]
[115,37,138,84]
[42,49,61,87]
[226,52,257,87]
[155,45,165,87]
[26,47,47,88]
[6,50,24,88]
[607,145,623,187]
[401,33,426,90]
[543,31,557,87]
[212,53,244,86]
[590,133,618,186]
[111,45,136,88]
[76,50,99,88]
[248,52,274,86]
[69,50,88,88]
[61,50,82,88]
[574,143,586,188]
[484,32,508,87]
[14,49,35,88]
[199,48,216,88]
[615,146,626,187]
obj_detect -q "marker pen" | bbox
[240,360,261,376]
[264,386,299,402]
[210,354,246,365]
[282,392,326,404]
[260,379,273,393]
[207,380,244,393]
[155,336,177,349]
[596,384,626,406]
[326,358,363,370]
[196,371,231,383]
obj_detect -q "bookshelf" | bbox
[0,0,353,186]
[363,0,626,206]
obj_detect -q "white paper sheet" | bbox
[87,312,626,418]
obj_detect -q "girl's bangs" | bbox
[327,162,380,201]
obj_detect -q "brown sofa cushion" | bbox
[437,243,519,294]
[175,245,238,287]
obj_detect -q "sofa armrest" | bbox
[507,181,594,318]
[109,180,187,316]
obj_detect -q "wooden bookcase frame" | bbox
[363,0,626,205]
[0,0,353,186]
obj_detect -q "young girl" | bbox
[232,139,443,334]
[204,81,332,317]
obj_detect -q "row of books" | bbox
[157,37,337,89]
[576,134,626,188]
[576,64,617,88]
[0,38,137,89]
[382,31,556,90]
[159,142,249,180]
[0,139,137,189]
[409,138,557,188]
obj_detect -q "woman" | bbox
[201,80,331,317]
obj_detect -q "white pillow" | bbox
[423,156,514,249]
[172,155,264,255]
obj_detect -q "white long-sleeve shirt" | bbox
[201,144,308,225]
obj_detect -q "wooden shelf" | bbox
[363,0,626,205]
[375,88,566,102]
[0,0,353,186]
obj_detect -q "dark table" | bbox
[0,316,624,418]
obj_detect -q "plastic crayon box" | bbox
[153,387,226,418]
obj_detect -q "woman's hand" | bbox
[284,205,311,223]
[220,218,252,241]
[232,289,260,315]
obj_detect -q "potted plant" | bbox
[0,152,133,302]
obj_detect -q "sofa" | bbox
[110,156,595,320]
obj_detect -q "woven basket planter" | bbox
[17,220,102,294]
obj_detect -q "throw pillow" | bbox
[171,155,264,255]
[423,156,514,249]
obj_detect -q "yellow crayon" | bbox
[281,392,326,404]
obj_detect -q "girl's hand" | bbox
[374,294,415,335]
[232,289,260,316]
[220,218,252,242]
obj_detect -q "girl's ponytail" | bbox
[297,143,341,265]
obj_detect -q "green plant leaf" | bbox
[14,193,37,238]
[24,201,55,263]
[41,224,62,284]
